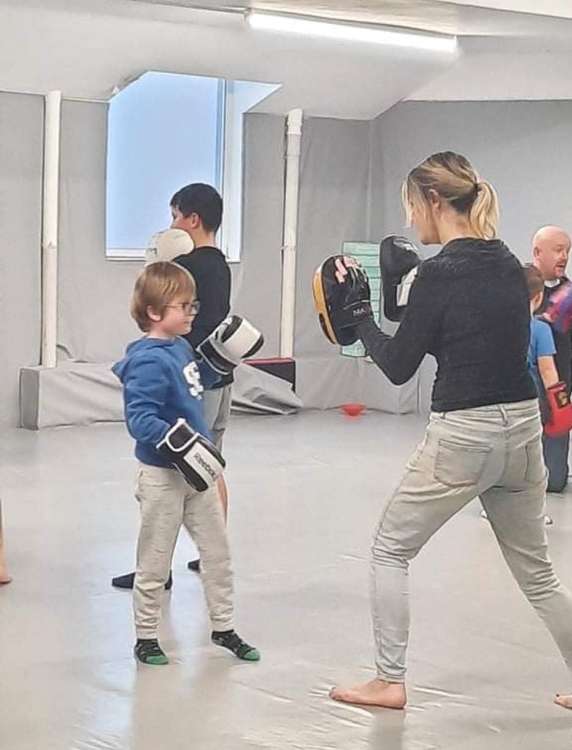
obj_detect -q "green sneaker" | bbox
[134,638,169,665]
[212,630,260,661]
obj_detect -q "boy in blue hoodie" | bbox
[113,261,260,665]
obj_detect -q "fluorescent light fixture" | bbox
[246,11,457,53]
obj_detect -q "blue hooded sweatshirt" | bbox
[113,336,219,468]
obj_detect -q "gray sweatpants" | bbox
[202,385,232,451]
[371,399,572,683]
[133,463,233,640]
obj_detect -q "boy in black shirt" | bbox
[171,184,233,569]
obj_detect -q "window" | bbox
[106,71,279,261]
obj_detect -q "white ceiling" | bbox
[1,0,572,118]
[124,0,572,34]
[441,0,572,20]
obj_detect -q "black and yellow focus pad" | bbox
[312,255,367,346]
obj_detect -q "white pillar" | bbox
[41,91,62,368]
[279,108,303,358]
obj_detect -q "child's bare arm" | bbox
[538,355,560,389]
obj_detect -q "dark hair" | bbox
[170,183,223,233]
[523,263,544,300]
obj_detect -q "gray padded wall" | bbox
[295,117,371,356]
[236,114,373,357]
[234,114,415,411]
[231,113,285,356]
[372,100,572,264]
[58,100,141,363]
[291,117,416,410]
[371,100,572,411]
[0,92,43,427]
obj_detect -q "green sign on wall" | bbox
[340,242,380,358]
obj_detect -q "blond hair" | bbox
[131,261,196,332]
[402,151,499,240]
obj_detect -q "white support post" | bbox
[279,108,303,359]
[41,91,62,368]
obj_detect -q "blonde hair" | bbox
[402,151,499,240]
[131,261,196,332]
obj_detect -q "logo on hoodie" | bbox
[183,361,204,399]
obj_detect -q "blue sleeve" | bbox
[178,336,221,389]
[534,320,556,358]
[123,355,171,445]
[197,358,221,389]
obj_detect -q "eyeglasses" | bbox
[165,301,200,315]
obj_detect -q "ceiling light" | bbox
[246,11,457,54]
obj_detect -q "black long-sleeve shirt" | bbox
[174,246,232,389]
[358,237,536,412]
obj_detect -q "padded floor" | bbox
[2,410,572,749]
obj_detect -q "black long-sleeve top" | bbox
[357,237,536,412]
[174,246,232,389]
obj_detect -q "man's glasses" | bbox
[165,301,200,315]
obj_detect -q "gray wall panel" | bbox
[0,92,43,427]
[58,100,141,364]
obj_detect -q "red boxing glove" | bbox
[544,382,572,437]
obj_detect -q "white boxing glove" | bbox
[146,228,193,265]
[157,419,225,491]
[197,316,264,375]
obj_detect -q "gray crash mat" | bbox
[19,361,302,429]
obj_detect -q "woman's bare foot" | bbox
[329,679,407,709]
[554,694,572,709]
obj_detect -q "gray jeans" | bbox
[371,399,572,682]
[134,463,233,639]
[202,385,232,451]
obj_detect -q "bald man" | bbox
[532,226,572,493]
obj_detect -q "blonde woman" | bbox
[329,151,572,710]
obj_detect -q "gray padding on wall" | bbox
[58,100,141,364]
[20,361,305,430]
[297,356,417,413]
[294,117,372,359]
[236,113,415,411]
[20,363,123,429]
[225,364,302,415]
[232,114,285,357]
[0,92,43,427]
